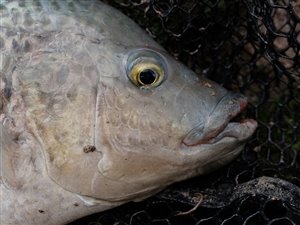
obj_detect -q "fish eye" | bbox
[129,62,164,87]
[139,69,157,85]
[125,49,167,89]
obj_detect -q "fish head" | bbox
[94,46,257,202]
[11,35,257,205]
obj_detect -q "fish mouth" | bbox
[182,93,257,146]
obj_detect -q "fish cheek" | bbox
[100,84,179,151]
[92,88,185,200]
[95,146,179,201]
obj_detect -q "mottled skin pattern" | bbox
[0,1,257,225]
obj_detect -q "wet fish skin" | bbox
[0,1,257,225]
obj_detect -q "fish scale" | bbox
[0,1,257,224]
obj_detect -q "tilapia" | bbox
[0,1,257,224]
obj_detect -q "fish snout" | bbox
[182,92,257,146]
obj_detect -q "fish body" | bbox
[0,1,257,224]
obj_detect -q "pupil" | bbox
[139,69,157,85]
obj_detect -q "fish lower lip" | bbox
[182,94,253,146]
[183,119,257,147]
[206,119,257,144]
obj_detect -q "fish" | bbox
[0,1,257,224]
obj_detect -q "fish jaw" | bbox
[182,92,257,146]
[178,90,257,173]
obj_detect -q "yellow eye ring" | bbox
[129,62,164,88]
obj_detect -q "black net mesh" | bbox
[69,0,300,224]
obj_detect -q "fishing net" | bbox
[70,0,300,224]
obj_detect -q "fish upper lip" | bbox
[182,93,256,146]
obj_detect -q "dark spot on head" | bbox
[0,85,11,111]
[0,36,4,49]
[68,2,74,8]
[66,85,78,102]
[0,4,7,11]
[11,8,20,25]
[6,30,16,37]
[12,39,19,50]
[18,0,26,7]
[83,145,96,153]
[35,34,48,41]
[12,133,21,143]
[38,210,45,213]
[4,86,12,99]
[90,38,101,44]
[32,1,42,7]
[74,203,79,207]
[23,11,34,26]
[23,40,31,52]
[51,1,60,10]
